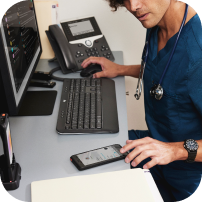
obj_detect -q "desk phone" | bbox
[46,17,115,74]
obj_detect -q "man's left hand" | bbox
[120,137,187,169]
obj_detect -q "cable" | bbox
[49,67,65,82]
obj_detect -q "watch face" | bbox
[186,139,198,151]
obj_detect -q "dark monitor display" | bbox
[0,0,42,115]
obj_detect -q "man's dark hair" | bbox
[106,0,125,11]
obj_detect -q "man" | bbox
[81,0,202,201]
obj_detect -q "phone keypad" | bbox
[71,37,115,69]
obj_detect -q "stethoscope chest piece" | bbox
[150,84,163,100]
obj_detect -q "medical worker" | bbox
[82,1,202,201]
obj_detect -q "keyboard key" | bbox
[96,79,101,86]
[84,125,89,129]
[72,125,77,129]
[86,79,91,87]
[90,122,95,129]
[91,79,96,86]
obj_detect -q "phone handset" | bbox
[46,25,77,74]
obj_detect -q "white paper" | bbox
[31,168,156,202]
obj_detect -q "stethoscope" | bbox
[135,4,189,100]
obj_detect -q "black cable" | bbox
[49,67,65,82]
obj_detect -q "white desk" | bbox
[3,51,130,201]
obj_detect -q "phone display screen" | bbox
[77,146,121,166]
[68,20,94,36]
[6,123,13,165]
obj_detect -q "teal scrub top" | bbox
[143,14,202,172]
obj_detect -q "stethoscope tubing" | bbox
[135,4,189,100]
[159,4,189,85]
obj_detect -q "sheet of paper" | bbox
[34,1,59,59]
[144,170,163,202]
[31,168,156,202]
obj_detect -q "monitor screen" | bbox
[0,0,41,106]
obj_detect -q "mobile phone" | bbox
[0,114,14,181]
[70,144,128,171]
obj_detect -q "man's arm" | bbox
[120,138,202,169]
[118,64,141,78]
[172,140,202,162]
[81,57,141,78]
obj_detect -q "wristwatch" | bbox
[184,139,199,163]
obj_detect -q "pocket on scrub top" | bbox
[152,89,180,132]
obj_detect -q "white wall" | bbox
[35,0,148,130]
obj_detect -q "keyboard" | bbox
[56,78,119,134]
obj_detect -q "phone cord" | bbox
[49,67,65,82]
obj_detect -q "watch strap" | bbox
[186,151,197,163]
[184,139,198,163]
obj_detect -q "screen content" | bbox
[6,123,13,165]
[1,1,40,92]
[68,20,94,36]
[77,146,121,166]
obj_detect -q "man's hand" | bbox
[120,137,188,169]
[81,57,122,78]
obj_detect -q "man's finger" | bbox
[131,150,157,167]
[81,57,104,68]
[143,158,159,169]
[126,140,133,144]
[80,57,96,67]
[93,71,106,79]
[125,144,155,163]
[120,137,154,153]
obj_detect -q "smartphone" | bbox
[70,144,128,171]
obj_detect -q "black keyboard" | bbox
[57,78,119,134]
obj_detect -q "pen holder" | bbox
[0,113,22,190]
[0,154,21,190]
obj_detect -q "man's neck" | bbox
[158,1,196,41]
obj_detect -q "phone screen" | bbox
[6,122,13,165]
[68,20,94,36]
[77,146,121,166]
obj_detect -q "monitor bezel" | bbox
[0,0,42,115]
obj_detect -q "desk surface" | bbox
[5,51,130,201]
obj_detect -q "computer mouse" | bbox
[80,63,102,77]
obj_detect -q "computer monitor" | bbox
[0,0,56,116]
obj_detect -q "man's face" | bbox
[123,0,171,28]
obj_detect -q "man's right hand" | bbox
[81,57,122,79]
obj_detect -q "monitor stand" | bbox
[17,91,57,116]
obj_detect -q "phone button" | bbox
[85,40,92,47]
